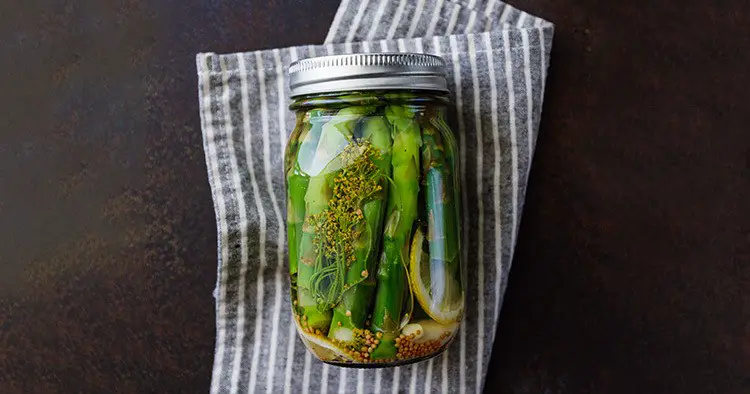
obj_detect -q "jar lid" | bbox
[288,53,448,97]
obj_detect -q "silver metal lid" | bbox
[288,53,448,97]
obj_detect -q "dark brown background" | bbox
[1,0,748,393]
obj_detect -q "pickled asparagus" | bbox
[370,105,422,359]
[421,116,459,272]
[328,116,393,341]
[287,92,464,366]
[297,106,374,333]
[410,114,464,324]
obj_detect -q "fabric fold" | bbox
[196,1,553,392]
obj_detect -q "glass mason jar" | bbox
[285,53,464,367]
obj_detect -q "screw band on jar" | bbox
[289,53,448,97]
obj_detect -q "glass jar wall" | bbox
[285,89,464,367]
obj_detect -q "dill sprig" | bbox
[307,141,384,310]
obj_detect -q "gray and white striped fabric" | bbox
[196,1,553,393]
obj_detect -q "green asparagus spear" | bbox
[429,112,464,287]
[287,110,323,278]
[298,114,331,331]
[421,116,459,273]
[328,115,393,341]
[408,113,463,324]
[285,112,307,176]
[370,105,422,359]
[296,106,375,334]
[287,171,307,278]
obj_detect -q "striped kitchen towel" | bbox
[196,0,553,393]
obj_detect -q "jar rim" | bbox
[289,90,450,110]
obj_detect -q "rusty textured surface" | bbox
[0,0,748,393]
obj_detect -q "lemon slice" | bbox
[409,227,464,325]
[293,317,354,362]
